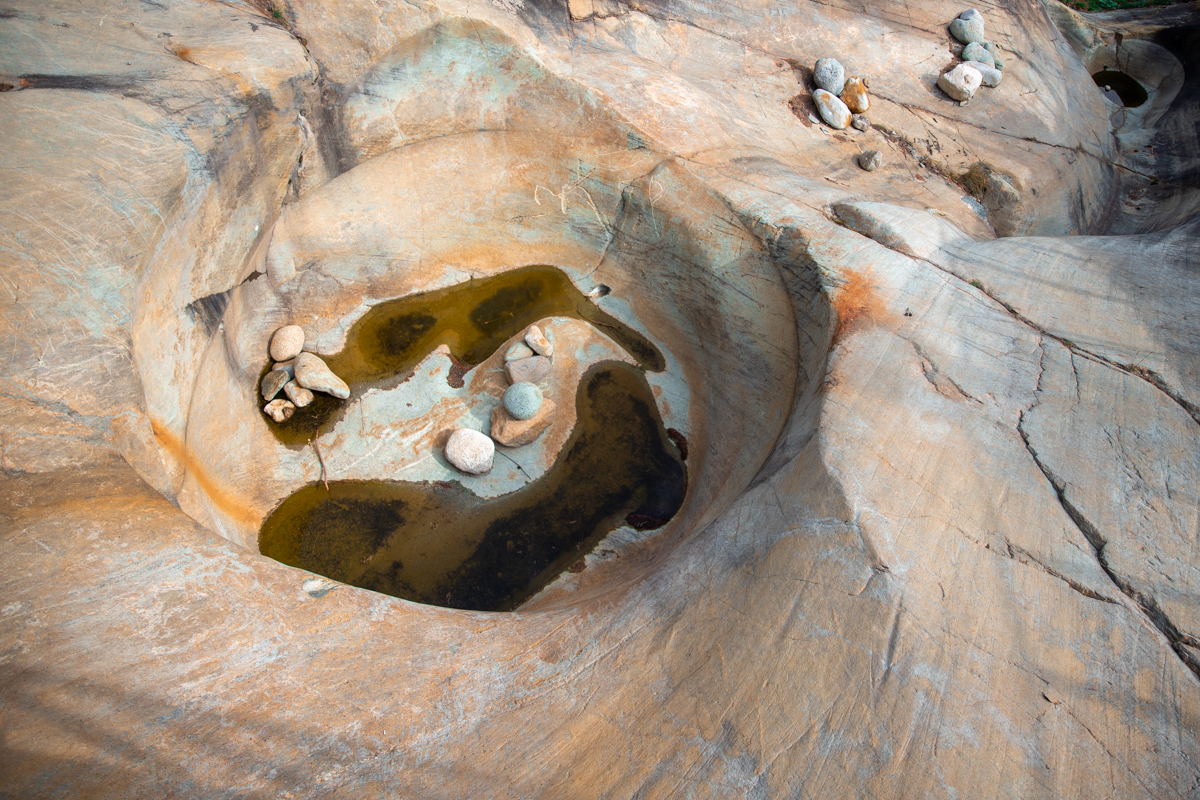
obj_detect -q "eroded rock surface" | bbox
[2,0,1199,798]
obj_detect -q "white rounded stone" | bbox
[444,429,495,475]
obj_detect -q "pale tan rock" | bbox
[294,352,350,399]
[269,325,305,361]
[444,428,494,474]
[524,324,553,357]
[263,398,295,422]
[504,355,552,384]
[491,399,557,447]
[938,63,983,101]
[282,380,314,408]
[812,88,852,129]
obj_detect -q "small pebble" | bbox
[283,380,314,408]
[270,325,305,362]
[263,398,295,423]
[851,114,871,131]
[858,150,882,171]
[444,429,494,474]
[503,382,543,421]
[524,325,553,357]
[984,41,1004,70]
[505,342,535,362]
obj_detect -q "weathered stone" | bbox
[524,324,553,357]
[444,428,494,474]
[505,355,552,384]
[282,380,314,408]
[294,352,350,399]
[962,41,994,67]
[813,58,845,95]
[858,150,882,171]
[938,63,983,101]
[491,399,556,447]
[261,369,291,401]
[503,382,543,420]
[851,113,871,132]
[270,325,305,361]
[984,41,1005,69]
[812,88,852,130]
[263,398,295,423]
[964,60,1003,87]
[950,11,985,44]
[841,76,869,114]
[505,342,534,361]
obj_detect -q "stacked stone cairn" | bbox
[811,58,872,132]
[260,325,349,423]
[939,9,1004,104]
[444,324,559,475]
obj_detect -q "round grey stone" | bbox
[444,429,494,475]
[813,58,845,96]
[858,150,882,171]
[503,382,543,421]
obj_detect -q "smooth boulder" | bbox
[949,10,984,44]
[812,89,852,130]
[813,58,845,95]
[841,76,869,114]
[505,355,552,385]
[294,352,350,399]
[491,399,556,448]
[283,380,315,408]
[962,42,994,67]
[938,63,983,101]
[963,60,1003,87]
[270,325,305,362]
[444,428,494,474]
[503,382,543,421]
[524,325,553,357]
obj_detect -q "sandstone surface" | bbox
[2,0,1199,797]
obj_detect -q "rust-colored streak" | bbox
[832,268,885,343]
[150,418,261,527]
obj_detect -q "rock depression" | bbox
[2,0,1199,797]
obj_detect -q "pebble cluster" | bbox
[260,325,349,423]
[940,9,1005,104]
[810,57,872,133]
[444,323,559,475]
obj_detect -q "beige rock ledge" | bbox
[1,0,1199,797]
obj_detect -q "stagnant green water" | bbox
[264,265,664,446]
[260,362,687,611]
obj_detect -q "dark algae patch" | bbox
[1093,70,1148,108]
[263,266,664,445]
[259,362,687,611]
